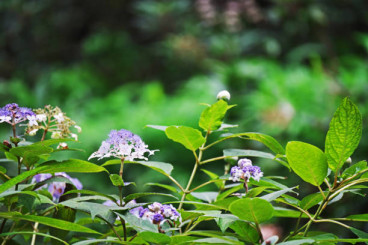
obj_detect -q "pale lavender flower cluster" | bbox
[229,158,263,182]
[130,202,181,225]
[0,103,36,125]
[32,172,83,202]
[88,129,156,161]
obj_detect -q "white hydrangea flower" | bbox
[27,115,38,127]
[36,114,47,122]
[74,125,82,133]
[54,113,65,123]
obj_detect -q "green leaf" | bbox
[0,231,69,245]
[344,214,368,221]
[119,213,157,233]
[124,192,178,203]
[199,100,231,132]
[325,97,362,172]
[139,231,171,244]
[351,227,368,245]
[229,220,260,243]
[64,189,117,202]
[260,187,297,202]
[0,212,100,234]
[202,169,222,189]
[286,141,327,186]
[342,161,367,179]
[109,174,124,187]
[273,207,308,218]
[229,198,274,223]
[145,183,178,193]
[102,160,173,176]
[165,126,205,151]
[300,192,325,210]
[146,125,168,131]
[10,144,53,157]
[224,149,275,159]
[32,138,75,146]
[222,132,285,155]
[277,239,315,245]
[60,200,116,223]
[0,159,106,194]
[38,159,107,173]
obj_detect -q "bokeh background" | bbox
[1,0,368,236]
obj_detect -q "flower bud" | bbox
[217,90,231,101]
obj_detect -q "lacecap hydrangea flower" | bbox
[32,172,83,202]
[26,105,81,142]
[0,103,35,125]
[130,202,181,225]
[229,158,263,182]
[88,129,156,161]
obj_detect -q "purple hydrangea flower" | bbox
[88,129,156,161]
[152,213,164,224]
[229,158,263,182]
[32,172,83,202]
[129,202,181,225]
[0,103,35,125]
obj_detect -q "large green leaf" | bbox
[286,141,327,186]
[10,144,53,157]
[344,214,368,221]
[199,100,232,132]
[229,220,260,243]
[223,149,289,169]
[165,126,205,151]
[229,198,274,223]
[325,97,362,172]
[273,207,308,218]
[60,200,116,223]
[277,239,314,245]
[38,159,107,173]
[124,192,178,203]
[102,160,173,176]
[0,159,106,194]
[109,174,125,187]
[139,231,171,244]
[260,187,296,202]
[351,227,368,245]
[300,192,325,210]
[0,212,99,234]
[0,231,69,245]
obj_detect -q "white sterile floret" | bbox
[0,115,11,123]
[27,115,38,127]
[75,125,82,133]
[71,133,78,141]
[54,113,65,123]
[216,90,231,101]
[28,129,39,136]
[36,114,47,122]
[148,202,163,212]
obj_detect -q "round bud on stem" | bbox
[217,90,231,101]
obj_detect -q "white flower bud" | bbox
[217,90,231,101]
[71,133,78,141]
[346,157,352,165]
[57,142,68,149]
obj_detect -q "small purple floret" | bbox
[229,158,263,182]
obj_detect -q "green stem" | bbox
[254,221,264,243]
[178,131,209,210]
[117,158,127,241]
[200,156,227,165]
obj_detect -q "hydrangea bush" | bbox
[0,93,367,244]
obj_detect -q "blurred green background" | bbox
[1,0,368,235]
